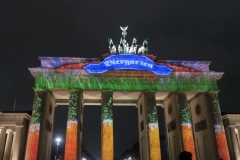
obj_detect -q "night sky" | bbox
[1,0,240,159]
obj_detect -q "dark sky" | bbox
[1,0,240,159]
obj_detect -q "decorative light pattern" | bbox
[38,56,209,72]
[35,75,218,92]
[25,94,42,160]
[148,106,161,160]
[211,94,230,160]
[102,120,113,160]
[84,54,172,75]
[64,92,79,160]
[102,97,113,120]
[180,107,196,160]
[101,94,113,160]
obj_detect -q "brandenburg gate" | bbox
[25,27,230,160]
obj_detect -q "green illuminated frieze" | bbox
[35,75,218,91]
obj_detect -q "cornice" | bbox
[0,112,31,119]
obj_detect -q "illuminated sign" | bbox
[84,54,172,75]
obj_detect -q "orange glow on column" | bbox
[148,123,161,160]
[215,126,230,160]
[64,121,77,160]
[101,120,113,160]
[181,124,196,160]
[25,124,40,160]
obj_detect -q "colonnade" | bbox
[0,127,23,160]
[0,112,30,160]
[222,114,240,160]
[25,90,230,160]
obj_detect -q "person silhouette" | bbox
[179,151,192,160]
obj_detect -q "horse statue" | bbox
[138,39,149,54]
[122,39,129,53]
[118,38,129,53]
[118,38,124,53]
[129,37,137,54]
[108,38,117,54]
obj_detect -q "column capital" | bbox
[207,90,220,94]
[6,129,13,134]
[15,125,24,128]
[69,89,82,92]
[236,126,240,130]
[0,126,6,129]
[33,89,48,94]
[228,126,238,130]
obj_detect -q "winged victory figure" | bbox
[120,26,128,39]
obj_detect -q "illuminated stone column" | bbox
[189,93,219,160]
[10,127,22,160]
[25,91,55,160]
[101,91,113,160]
[189,93,230,160]
[237,127,240,156]
[64,91,83,160]
[229,127,240,159]
[0,127,6,160]
[77,92,84,160]
[208,93,230,160]
[222,115,240,159]
[177,93,196,160]
[137,92,161,160]
[164,93,196,160]
[163,93,183,160]
[25,92,43,160]
[237,127,240,140]
[146,93,161,160]
[237,127,240,141]
[3,130,13,160]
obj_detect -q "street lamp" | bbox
[56,138,61,154]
